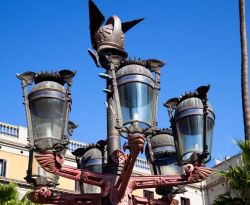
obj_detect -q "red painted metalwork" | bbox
[35,151,115,197]
[111,150,128,164]
[132,196,179,205]
[31,133,213,205]
[28,187,102,205]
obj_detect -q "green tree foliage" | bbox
[0,182,19,205]
[20,193,40,205]
[213,140,250,205]
[0,182,40,205]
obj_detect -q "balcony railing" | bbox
[134,158,150,173]
[68,140,86,152]
[0,122,19,138]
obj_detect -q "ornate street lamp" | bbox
[164,85,215,165]
[18,1,215,205]
[116,60,165,135]
[17,70,75,187]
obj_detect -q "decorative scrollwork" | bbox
[35,151,64,174]
[111,150,128,164]
[187,166,213,183]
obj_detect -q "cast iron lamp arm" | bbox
[128,164,212,191]
[34,151,115,197]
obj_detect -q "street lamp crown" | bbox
[34,70,76,85]
[89,0,144,57]
[118,58,147,68]
[34,71,65,85]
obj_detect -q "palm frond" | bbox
[236,140,250,166]
[213,194,244,205]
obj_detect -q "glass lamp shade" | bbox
[116,63,154,129]
[146,130,180,175]
[174,97,215,162]
[81,148,102,193]
[28,81,67,151]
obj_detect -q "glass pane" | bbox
[153,146,176,155]
[207,118,214,154]
[147,151,180,175]
[176,115,203,161]
[119,82,153,126]
[30,98,65,150]
[156,154,180,175]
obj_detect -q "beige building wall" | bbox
[0,150,28,181]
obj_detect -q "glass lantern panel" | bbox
[148,153,179,175]
[156,154,179,175]
[176,115,204,161]
[119,82,153,127]
[206,117,214,155]
[30,98,65,150]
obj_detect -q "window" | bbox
[0,159,6,177]
[181,197,190,205]
[143,190,154,199]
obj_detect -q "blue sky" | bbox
[0,0,249,163]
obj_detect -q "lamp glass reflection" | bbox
[176,115,203,161]
[151,147,179,175]
[119,82,153,128]
[30,98,65,150]
[29,81,66,151]
[174,97,215,162]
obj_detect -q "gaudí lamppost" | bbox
[17,1,215,205]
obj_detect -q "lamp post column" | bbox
[106,68,121,160]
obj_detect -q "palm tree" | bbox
[213,140,250,205]
[213,194,244,205]
[239,0,250,140]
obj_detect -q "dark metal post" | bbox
[59,70,76,144]
[106,68,121,158]
[17,72,35,144]
[146,59,165,129]
[202,92,209,156]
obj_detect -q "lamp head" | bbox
[164,85,215,164]
[18,70,75,152]
[116,60,155,133]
